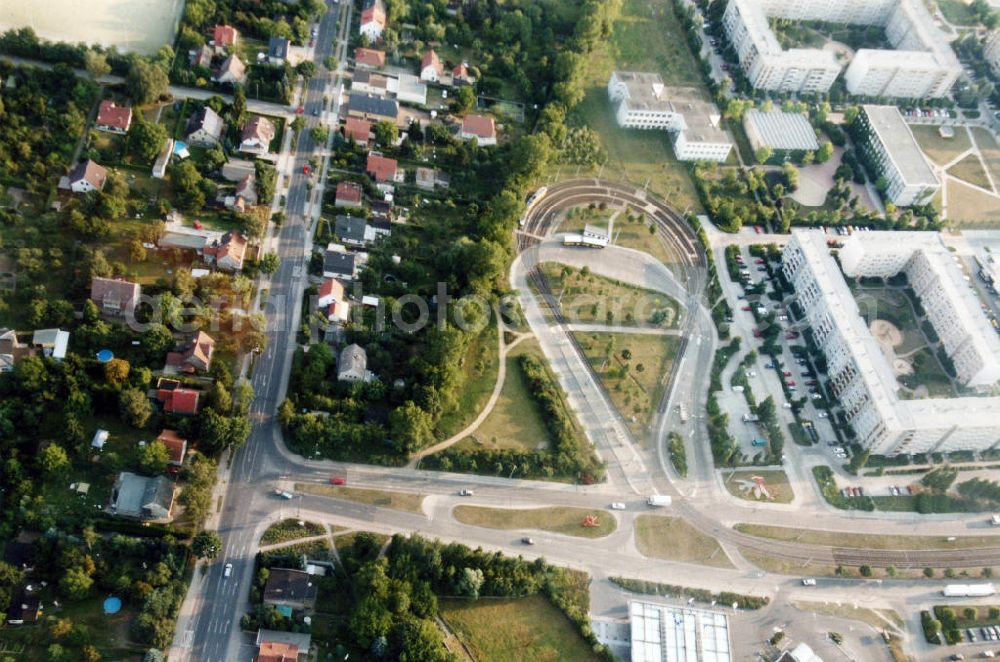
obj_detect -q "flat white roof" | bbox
[630,601,731,662]
[861,105,939,188]
[744,110,819,151]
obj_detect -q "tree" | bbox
[923,567,935,578]
[129,118,169,164]
[859,564,872,577]
[388,401,435,454]
[455,86,476,113]
[755,146,773,164]
[255,161,277,205]
[310,125,330,143]
[40,443,71,479]
[816,141,834,164]
[126,58,170,105]
[374,121,399,147]
[84,50,111,80]
[456,567,484,598]
[0,562,23,614]
[170,160,206,210]
[259,253,280,275]
[81,645,101,662]
[192,531,222,559]
[104,358,131,386]
[120,387,152,428]
[60,566,94,600]
[229,85,247,127]
[296,61,317,79]
[139,441,170,474]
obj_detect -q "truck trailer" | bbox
[942,584,996,598]
[647,495,672,507]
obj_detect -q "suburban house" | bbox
[263,568,318,611]
[323,245,357,280]
[394,74,427,106]
[31,328,69,360]
[254,631,311,662]
[344,117,372,144]
[6,590,41,625]
[67,159,108,194]
[0,329,34,372]
[371,200,393,221]
[347,93,398,123]
[190,44,213,68]
[352,70,390,96]
[318,278,351,324]
[338,343,370,382]
[459,114,497,146]
[90,277,141,317]
[214,54,247,85]
[229,172,258,211]
[240,116,276,154]
[366,153,398,183]
[354,47,385,69]
[95,100,133,134]
[335,181,363,208]
[109,472,175,522]
[155,429,188,467]
[359,0,387,42]
[420,49,444,82]
[452,62,475,85]
[155,381,202,415]
[204,230,248,271]
[186,106,225,146]
[335,215,373,247]
[268,36,290,65]
[166,330,216,373]
[213,24,239,50]
[415,167,438,190]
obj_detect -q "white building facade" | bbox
[854,105,940,207]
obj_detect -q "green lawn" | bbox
[948,154,992,191]
[722,470,794,504]
[452,505,616,538]
[261,518,326,545]
[734,523,1000,550]
[440,594,602,662]
[634,515,734,567]
[333,530,390,554]
[541,262,680,329]
[946,178,1000,227]
[972,128,1000,189]
[911,124,971,166]
[938,0,982,25]
[435,324,500,440]
[572,331,680,437]
[294,483,427,514]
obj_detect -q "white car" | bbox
[224,563,233,578]
[801,578,817,586]
[610,502,626,510]
[817,412,828,418]
[782,402,793,408]
[459,489,474,497]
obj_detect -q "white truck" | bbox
[647,495,672,507]
[942,584,996,598]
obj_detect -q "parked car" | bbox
[755,259,765,265]
[801,578,817,586]
[521,537,535,545]
[817,412,828,418]
[783,371,792,376]
[224,563,233,578]
[785,380,796,386]
[610,502,626,510]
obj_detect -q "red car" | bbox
[753,330,763,338]
[806,380,817,386]
[754,259,765,265]
[329,476,346,485]
[303,165,311,175]
[785,380,795,386]
[754,225,762,234]
[783,371,792,376]
[741,305,752,311]
[296,105,305,114]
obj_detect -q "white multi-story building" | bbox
[723,0,960,99]
[782,231,1000,455]
[854,105,940,206]
[985,30,1000,78]
[607,72,732,162]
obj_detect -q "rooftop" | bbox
[630,600,731,662]
[862,105,938,187]
[744,109,820,151]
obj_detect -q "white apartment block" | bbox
[607,72,732,162]
[782,231,1000,455]
[723,0,960,99]
[839,232,1000,387]
[854,105,940,206]
[985,30,1000,78]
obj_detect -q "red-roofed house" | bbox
[67,159,108,194]
[90,277,141,317]
[155,429,189,466]
[460,114,497,146]
[214,54,247,85]
[256,641,299,662]
[165,331,216,373]
[354,48,385,69]
[213,25,239,49]
[420,49,443,82]
[366,153,398,183]
[204,231,248,271]
[240,116,276,154]
[157,387,201,415]
[335,181,363,208]
[359,0,386,42]
[344,117,372,145]
[452,63,475,86]
[95,100,133,134]
[318,278,350,324]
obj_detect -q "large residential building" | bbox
[782,230,1000,455]
[607,72,732,162]
[839,232,1000,387]
[723,0,960,98]
[854,105,939,206]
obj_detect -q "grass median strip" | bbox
[261,518,326,546]
[452,505,616,538]
[634,515,734,568]
[295,483,426,514]
[735,523,1000,550]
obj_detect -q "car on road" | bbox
[817,412,828,418]
[610,502,626,510]
[785,380,795,386]
[521,537,535,545]
[274,489,294,499]
[312,108,320,116]
[783,371,792,376]
[741,305,751,311]
[459,489,474,496]
[296,106,305,114]
[754,259,765,265]
[224,563,233,578]
[782,402,793,408]
[329,476,346,485]
[754,225,762,234]
[801,578,817,586]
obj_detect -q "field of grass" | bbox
[563,0,705,214]
[573,331,680,437]
[911,124,971,166]
[558,206,683,269]
[946,178,1000,226]
[261,518,326,545]
[541,262,680,328]
[972,127,1000,188]
[634,515,734,567]
[435,325,500,440]
[294,483,426,514]
[734,523,1000,550]
[899,346,956,398]
[948,154,993,191]
[440,594,602,662]
[459,339,554,453]
[722,470,794,504]
[452,505,616,538]
[937,0,981,25]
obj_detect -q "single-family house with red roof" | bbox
[155,429,189,466]
[165,331,216,373]
[366,153,398,183]
[359,0,386,42]
[204,230,248,271]
[335,181,363,208]
[420,49,443,82]
[354,48,386,69]
[344,117,372,144]
[95,100,133,134]
[459,114,497,146]
[213,25,239,49]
